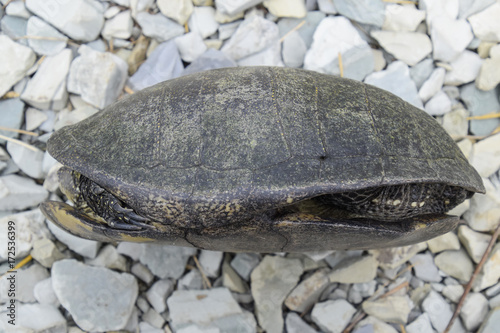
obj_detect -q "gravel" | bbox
[1,1,500,332]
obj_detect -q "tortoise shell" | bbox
[40,67,484,252]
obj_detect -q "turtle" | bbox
[40,66,485,252]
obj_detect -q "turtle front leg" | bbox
[77,173,153,230]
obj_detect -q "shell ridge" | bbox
[363,84,385,186]
[269,67,293,159]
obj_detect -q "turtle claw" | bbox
[108,218,143,231]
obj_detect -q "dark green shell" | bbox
[44,66,484,251]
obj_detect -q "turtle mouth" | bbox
[57,167,153,231]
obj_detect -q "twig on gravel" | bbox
[0,134,40,152]
[467,112,500,120]
[279,20,306,43]
[444,219,500,333]
[0,126,39,136]
[193,255,212,289]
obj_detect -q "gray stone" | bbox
[422,290,464,333]
[285,312,318,333]
[7,141,45,179]
[102,9,133,40]
[468,2,500,42]
[479,307,500,333]
[215,0,262,15]
[5,1,30,19]
[21,48,72,110]
[328,255,378,284]
[146,278,174,313]
[477,46,500,91]
[441,105,469,138]
[157,0,193,24]
[14,303,66,333]
[189,6,219,38]
[0,263,49,303]
[317,0,337,14]
[427,231,461,253]
[382,4,425,32]
[85,244,127,271]
[459,0,496,18]
[364,61,423,109]
[178,269,203,290]
[443,284,465,303]
[333,0,385,27]
[285,268,330,312]
[131,262,155,284]
[139,244,197,279]
[490,294,500,308]
[198,250,223,278]
[221,15,279,61]
[135,12,184,42]
[263,0,307,18]
[371,31,432,66]
[0,15,27,45]
[435,249,473,282]
[175,32,207,62]
[356,316,398,333]
[444,50,483,86]
[431,17,473,62]
[26,107,49,132]
[458,225,491,264]
[277,11,326,49]
[473,244,500,291]
[139,322,163,333]
[53,105,99,131]
[237,40,282,66]
[0,35,36,97]
[370,242,427,269]
[128,40,183,92]
[219,20,242,40]
[406,313,434,333]
[25,0,104,42]
[460,83,500,136]
[251,255,304,333]
[0,174,48,210]
[311,299,356,333]
[409,252,441,282]
[470,134,500,178]
[0,209,50,261]
[425,90,452,116]
[418,67,446,103]
[30,237,66,268]
[465,178,500,233]
[168,287,244,330]
[222,259,249,293]
[47,221,100,259]
[231,253,261,281]
[143,308,165,328]
[26,16,68,56]
[67,45,128,109]
[410,58,434,90]
[0,98,24,144]
[461,293,489,331]
[117,241,143,261]
[282,30,307,68]
[305,16,374,80]
[362,296,412,324]
[349,281,377,304]
[34,277,60,306]
[52,259,138,331]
